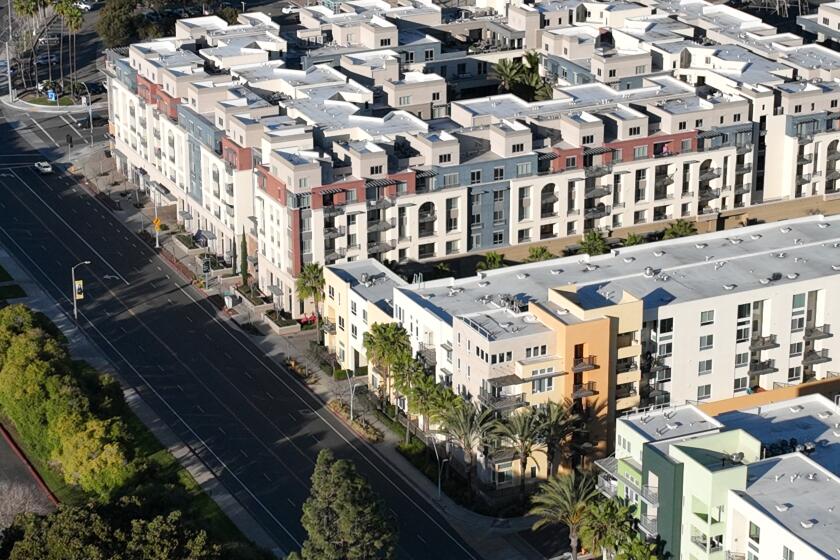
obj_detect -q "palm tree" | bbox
[538,399,581,478]
[622,233,645,247]
[439,402,493,497]
[392,355,426,444]
[362,322,410,405]
[64,5,83,95]
[523,51,540,76]
[529,470,598,560]
[492,58,526,93]
[526,245,554,262]
[534,80,554,101]
[407,370,439,432]
[581,499,635,559]
[615,534,660,560]
[296,263,325,340]
[494,408,545,503]
[662,218,697,239]
[579,230,608,256]
[476,251,504,271]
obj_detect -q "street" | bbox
[0,118,479,559]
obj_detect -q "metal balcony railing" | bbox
[584,186,611,199]
[698,187,720,200]
[572,381,597,399]
[418,211,437,224]
[367,197,394,210]
[573,356,598,372]
[616,360,639,374]
[584,205,610,219]
[324,226,346,240]
[735,162,752,174]
[805,324,832,340]
[654,174,674,188]
[750,334,779,351]
[803,349,831,366]
[639,515,657,536]
[736,143,752,155]
[478,388,526,410]
[324,205,345,218]
[699,167,722,181]
[367,240,396,254]
[828,151,840,161]
[585,164,612,178]
[749,359,778,375]
[368,217,396,232]
[797,153,813,165]
[734,183,751,195]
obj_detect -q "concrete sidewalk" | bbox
[2,93,109,114]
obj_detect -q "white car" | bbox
[34,161,53,174]
[74,1,92,11]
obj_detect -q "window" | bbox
[516,162,532,177]
[695,119,703,128]
[437,153,451,164]
[660,318,673,334]
[424,48,434,62]
[790,341,803,357]
[833,99,839,109]
[350,301,357,316]
[734,377,748,392]
[470,170,481,185]
[338,317,345,331]
[735,352,749,368]
[442,173,458,187]
[678,121,687,131]
[493,231,503,245]
[370,165,383,175]
[398,95,411,106]
[633,145,648,159]
[582,135,594,144]
[748,522,760,544]
[788,366,802,381]
[432,91,440,101]
[681,139,691,153]
[794,104,802,113]
[512,143,524,153]
[700,310,715,326]
[494,167,504,181]
[629,126,641,136]
[700,334,714,350]
[634,64,646,74]
[697,384,711,400]
[565,156,577,168]
[380,38,391,47]
[328,286,335,299]
[362,309,367,324]
[791,293,806,331]
[608,69,616,78]
[531,367,555,393]
[733,113,741,122]
[783,546,794,560]
[698,359,713,375]
[351,325,357,338]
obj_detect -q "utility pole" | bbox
[6,0,13,102]
[71,260,91,321]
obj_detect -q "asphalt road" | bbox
[0,124,480,559]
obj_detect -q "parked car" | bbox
[74,115,108,128]
[34,54,57,66]
[85,81,105,95]
[34,161,53,174]
[37,35,60,46]
[74,1,92,11]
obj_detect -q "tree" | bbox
[362,322,410,405]
[407,371,440,432]
[0,481,50,530]
[493,408,545,503]
[239,231,249,286]
[615,534,660,560]
[526,245,554,262]
[622,233,645,247]
[529,470,598,560]
[580,499,635,560]
[296,262,325,339]
[299,449,396,560]
[432,261,452,279]
[392,356,426,444]
[439,402,493,496]
[523,51,541,75]
[124,510,220,560]
[492,58,526,93]
[96,0,138,48]
[215,6,239,24]
[662,218,697,239]
[579,230,608,256]
[476,251,504,271]
[538,399,580,478]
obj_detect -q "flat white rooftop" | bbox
[622,404,723,442]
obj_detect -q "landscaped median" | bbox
[0,304,269,559]
[327,399,384,443]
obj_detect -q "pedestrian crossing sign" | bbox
[74,280,84,301]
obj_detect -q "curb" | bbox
[1,95,108,114]
[0,423,60,506]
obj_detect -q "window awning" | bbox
[414,169,438,178]
[366,178,398,187]
[583,146,612,156]
[538,152,559,160]
[319,187,344,195]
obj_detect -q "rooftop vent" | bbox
[517,273,529,279]
[794,239,804,246]
[585,264,599,272]
[832,265,840,271]
[751,234,762,240]
[730,452,744,463]
[781,227,792,233]
[478,281,489,288]
[723,284,737,290]
[818,222,830,229]
[729,237,743,244]
[787,273,799,279]
[643,266,656,278]
[654,250,666,257]
[819,410,833,419]
[760,278,770,285]
[775,503,791,512]
[790,405,804,412]
[624,256,635,263]
[695,242,708,249]
[550,268,563,275]
[360,272,369,283]
[807,472,818,480]
[800,519,816,529]
[448,287,464,296]
[714,261,726,270]
[776,252,786,258]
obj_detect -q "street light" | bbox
[79,81,94,146]
[427,434,450,500]
[6,0,14,102]
[71,260,91,321]
[347,373,363,423]
[240,0,245,12]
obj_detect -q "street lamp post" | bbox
[6,0,14,102]
[71,260,91,321]
[153,188,160,249]
[79,81,93,145]
[348,374,363,423]
[428,435,450,500]
[240,0,245,12]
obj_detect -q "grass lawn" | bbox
[0,264,12,282]
[25,95,77,107]
[0,284,27,300]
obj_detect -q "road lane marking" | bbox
[61,115,87,142]
[29,116,60,147]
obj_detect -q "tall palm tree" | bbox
[439,402,493,497]
[529,470,598,560]
[492,58,525,93]
[295,262,325,340]
[64,5,83,95]
[476,251,504,271]
[392,355,426,444]
[494,408,545,503]
[579,230,608,256]
[534,80,554,101]
[662,218,697,239]
[526,245,554,262]
[407,370,439,432]
[538,399,581,478]
[615,534,660,560]
[622,232,645,246]
[362,322,410,405]
[581,499,635,560]
[523,50,540,76]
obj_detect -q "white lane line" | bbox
[286,498,295,507]
[29,117,60,148]
[8,169,130,285]
[61,115,87,142]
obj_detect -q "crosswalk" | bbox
[0,112,98,162]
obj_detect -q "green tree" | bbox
[526,245,554,262]
[580,499,635,559]
[529,470,598,560]
[7,505,115,560]
[432,261,452,279]
[579,230,608,256]
[493,408,545,504]
[299,449,396,560]
[239,231,249,286]
[362,322,410,405]
[492,58,526,93]
[296,262,325,340]
[523,51,541,76]
[622,233,645,246]
[96,0,138,48]
[439,402,493,497]
[615,534,660,560]
[406,371,440,432]
[215,6,240,24]
[392,356,426,444]
[538,399,580,478]
[124,510,220,560]
[476,251,505,271]
[662,218,697,239]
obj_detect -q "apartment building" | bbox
[596,394,840,560]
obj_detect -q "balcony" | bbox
[749,359,778,376]
[654,174,674,188]
[797,153,813,165]
[584,186,611,199]
[596,474,617,497]
[798,134,814,145]
[805,324,832,340]
[639,515,657,536]
[321,318,337,335]
[368,217,395,232]
[325,248,346,261]
[572,381,597,399]
[735,183,751,195]
[653,188,672,202]
[225,183,234,197]
[699,167,722,182]
[367,197,394,210]
[736,143,752,155]
[735,162,752,174]
[803,349,831,366]
[324,226,346,240]
[698,187,720,201]
[828,151,840,161]
[573,356,598,373]
[324,205,345,218]
[584,205,610,219]
[585,164,612,178]
[750,334,779,351]
[418,211,437,224]
[541,192,558,204]
[367,240,396,254]
[417,342,437,368]
[615,384,637,400]
[796,173,812,186]
[478,388,526,410]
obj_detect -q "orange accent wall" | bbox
[699,376,840,417]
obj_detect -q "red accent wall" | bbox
[290,209,302,276]
[136,75,159,106]
[222,137,253,171]
[256,165,287,206]
[604,130,697,163]
[385,171,416,197]
[156,89,180,120]
[552,147,584,172]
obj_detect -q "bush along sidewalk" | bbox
[0,304,269,560]
[327,399,383,443]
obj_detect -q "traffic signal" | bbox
[66,134,73,148]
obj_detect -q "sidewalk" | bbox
[0,247,282,557]
[2,93,109,114]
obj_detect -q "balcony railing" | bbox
[639,515,657,536]
[478,388,526,410]
[367,240,396,254]
[584,205,610,219]
[573,356,598,372]
[750,334,779,351]
[641,484,659,504]
[735,183,751,195]
[699,167,722,181]
[735,162,752,174]
[321,318,337,335]
[585,164,612,178]
[796,173,812,186]
[698,187,720,200]
[616,360,638,374]
[749,359,778,375]
[584,186,611,199]
[805,324,832,340]
[572,381,597,399]
[324,205,345,218]
[736,143,752,155]
[367,197,394,210]
[803,349,831,366]
[418,211,437,224]
[368,217,395,232]
[324,226,346,240]
[828,151,840,161]
[417,342,437,367]
[596,474,617,497]
[654,174,674,188]
[797,153,813,165]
